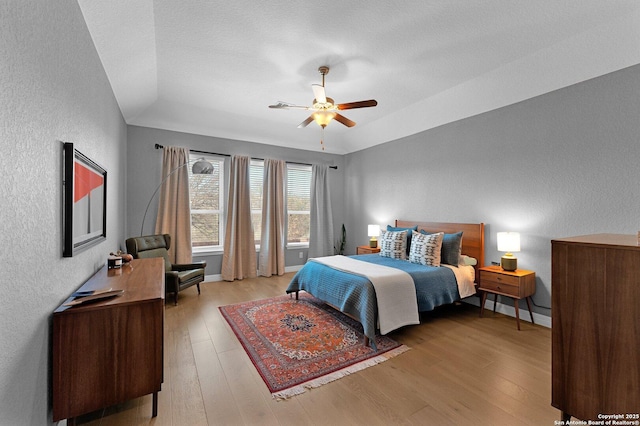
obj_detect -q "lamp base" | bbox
[501,256,517,271]
[369,239,377,248]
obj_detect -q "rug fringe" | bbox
[272,344,410,400]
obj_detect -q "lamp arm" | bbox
[139,161,189,236]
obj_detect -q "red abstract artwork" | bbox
[63,142,107,257]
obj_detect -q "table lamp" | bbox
[497,232,520,271]
[368,224,380,248]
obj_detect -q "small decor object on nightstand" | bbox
[368,224,380,248]
[497,232,520,271]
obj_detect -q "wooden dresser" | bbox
[551,234,640,421]
[53,258,165,424]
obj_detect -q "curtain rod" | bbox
[154,144,337,169]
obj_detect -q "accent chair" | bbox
[125,234,206,305]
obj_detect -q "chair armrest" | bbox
[172,261,206,271]
[165,271,180,292]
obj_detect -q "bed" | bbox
[286,220,485,348]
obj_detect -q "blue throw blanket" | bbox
[286,254,461,348]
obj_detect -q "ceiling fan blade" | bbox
[333,113,356,128]
[312,84,326,104]
[337,99,378,110]
[297,115,314,128]
[269,101,309,109]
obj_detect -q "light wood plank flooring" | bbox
[75,273,560,425]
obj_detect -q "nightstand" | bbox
[356,245,380,255]
[478,265,536,330]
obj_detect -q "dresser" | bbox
[53,258,165,424]
[551,234,640,421]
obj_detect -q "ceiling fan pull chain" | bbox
[320,127,325,151]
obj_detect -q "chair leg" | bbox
[197,283,201,295]
[174,291,178,305]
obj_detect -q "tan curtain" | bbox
[221,155,256,281]
[155,146,193,264]
[308,164,334,258]
[258,159,286,277]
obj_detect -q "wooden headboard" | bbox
[395,220,485,283]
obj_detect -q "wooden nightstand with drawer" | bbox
[356,245,380,255]
[478,265,536,330]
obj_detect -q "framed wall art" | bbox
[62,142,107,257]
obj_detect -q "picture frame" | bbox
[62,142,107,257]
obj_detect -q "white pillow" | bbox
[409,231,444,266]
[379,230,407,260]
[458,255,478,266]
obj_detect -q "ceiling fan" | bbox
[269,66,377,130]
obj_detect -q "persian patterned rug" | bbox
[219,292,409,399]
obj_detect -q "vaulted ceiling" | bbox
[78,1,640,154]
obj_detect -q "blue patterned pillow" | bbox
[379,230,407,260]
[409,231,444,266]
[420,230,463,266]
[387,225,418,256]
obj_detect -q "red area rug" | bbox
[219,292,409,399]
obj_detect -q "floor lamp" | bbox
[139,157,214,236]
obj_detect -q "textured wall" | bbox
[126,125,345,275]
[0,1,127,424]
[344,64,640,321]
[3,3,637,422]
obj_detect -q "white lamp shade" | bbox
[497,232,521,253]
[368,224,380,237]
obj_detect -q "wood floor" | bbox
[76,273,560,426]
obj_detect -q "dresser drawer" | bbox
[479,279,520,297]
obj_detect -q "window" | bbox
[287,164,311,246]
[247,161,312,248]
[189,154,224,252]
[249,160,264,246]
[187,156,310,252]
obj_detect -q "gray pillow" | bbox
[420,230,463,266]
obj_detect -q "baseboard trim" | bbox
[204,265,303,283]
[464,297,551,328]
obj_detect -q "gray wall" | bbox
[1,0,127,424]
[126,125,345,275]
[344,64,640,321]
[3,2,638,422]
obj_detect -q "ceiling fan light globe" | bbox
[312,111,336,127]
